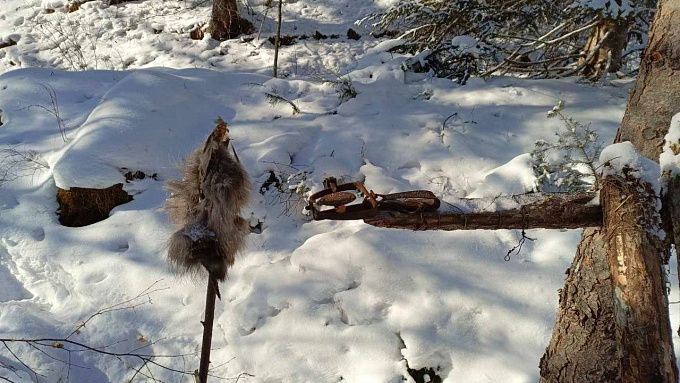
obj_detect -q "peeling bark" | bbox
[601,173,677,382]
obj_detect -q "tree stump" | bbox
[56,184,132,227]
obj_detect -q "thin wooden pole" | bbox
[198,276,218,383]
[273,0,282,77]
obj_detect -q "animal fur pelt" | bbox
[165,118,250,281]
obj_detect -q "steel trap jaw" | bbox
[307,177,441,221]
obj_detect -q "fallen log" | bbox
[363,192,601,231]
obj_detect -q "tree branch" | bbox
[363,192,601,231]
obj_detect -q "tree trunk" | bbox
[579,18,629,81]
[601,172,677,382]
[540,229,618,383]
[542,1,680,381]
[541,172,679,383]
[615,1,680,160]
[614,0,680,341]
[209,0,253,41]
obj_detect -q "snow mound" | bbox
[467,153,537,198]
[52,69,267,188]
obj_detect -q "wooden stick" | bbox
[198,276,218,383]
[273,0,282,77]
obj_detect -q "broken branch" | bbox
[363,192,601,231]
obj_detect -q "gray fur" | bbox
[165,121,250,281]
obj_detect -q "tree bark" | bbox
[541,173,678,383]
[615,1,680,160]
[601,172,677,382]
[540,229,618,383]
[579,18,629,81]
[209,0,253,41]
[363,192,601,231]
[542,1,680,381]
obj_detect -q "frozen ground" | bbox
[0,1,677,383]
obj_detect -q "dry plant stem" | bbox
[68,280,167,340]
[1,335,252,382]
[18,84,69,142]
[255,0,271,41]
[0,146,49,186]
[198,276,218,383]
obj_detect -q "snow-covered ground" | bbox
[0,0,389,75]
[0,1,677,383]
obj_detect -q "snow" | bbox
[366,38,407,55]
[183,223,215,242]
[599,142,666,241]
[600,141,661,194]
[450,35,481,57]
[574,0,635,18]
[0,1,669,382]
[467,153,537,198]
[660,113,680,177]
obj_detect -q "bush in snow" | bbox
[403,35,489,84]
[531,101,603,192]
[363,0,656,81]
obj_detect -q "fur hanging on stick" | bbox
[165,118,251,281]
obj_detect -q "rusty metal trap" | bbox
[306,177,441,220]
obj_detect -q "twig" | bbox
[16,84,69,142]
[67,280,168,340]
[504,229,536,261]
[0,279,250,382]
[2,341,43,382]
[0,146,50,186]
[264,92,301,115]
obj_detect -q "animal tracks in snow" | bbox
[0,246,33,302]
[31,226,45,241]
[1,236,75,307]
[238,303,288,336]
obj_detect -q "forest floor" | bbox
[1,1,677,382]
